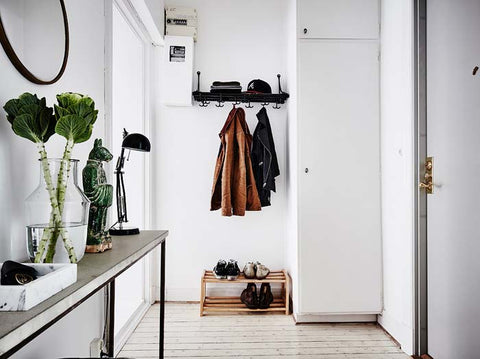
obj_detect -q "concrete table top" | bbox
[0,230,168,357]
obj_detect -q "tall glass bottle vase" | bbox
[26,159,90,263]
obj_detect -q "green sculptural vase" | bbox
[82,139,114,252]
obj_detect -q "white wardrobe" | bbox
[292,0,382,320]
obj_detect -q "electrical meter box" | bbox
[165,6,197,41]
[162,36,194,106]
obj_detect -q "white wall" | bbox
[156,0,289,300]
[12,293,104,359]
[0,0,106,262]
[377,0,415,354]
[0,1,106,357]
[22,0,65,81]
[144,0,165,38]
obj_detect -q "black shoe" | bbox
[258,283,274,309]
[213,259,227,279]
[225,259,240,280]
[241,283,258,309]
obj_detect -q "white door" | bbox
[297,0,379,39]
[109,0,153,349]
[298,40,382,314]
[426,1,480,357]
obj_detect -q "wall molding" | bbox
[295,313,377,323]
[114,300,151,356]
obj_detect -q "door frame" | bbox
[104,0,159,354]
[106,0,154,231]
[413,0,428,356]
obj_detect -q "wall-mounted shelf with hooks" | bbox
[192,72,289,109]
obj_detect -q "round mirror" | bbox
[0,0,69,85]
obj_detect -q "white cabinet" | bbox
[298,0,379,39]
[297,40,382,314]
[293,0,382,318]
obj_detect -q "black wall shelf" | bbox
[192,72,289,109]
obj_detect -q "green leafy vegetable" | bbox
[55,93,98,144]
[3,93,56,143]
[55,114,90,143]
[2,91,100,264]
[12,114,40,142]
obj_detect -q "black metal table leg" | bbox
[159,240,166,359]
[107,279,115,357]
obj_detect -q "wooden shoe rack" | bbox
[200,269,290,316]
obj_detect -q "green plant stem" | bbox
[34,143,65,262]
[57,140,74,212]
[45,158,68,262]
[44,228,59,263]
[44,139,77,263]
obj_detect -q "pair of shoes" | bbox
[240,283,274,309]
[213,259,240,280]
[243,261,270,279]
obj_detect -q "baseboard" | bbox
[167,288,199,301]
[114,301,151,356]
[377,309,413,355]
[295,313,377,323]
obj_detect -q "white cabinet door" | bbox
[298,40,381,314]
[298,0,379,39]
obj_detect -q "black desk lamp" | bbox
[109,129,151,236]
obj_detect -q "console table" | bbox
[0,230,168,359]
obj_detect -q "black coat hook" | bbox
[215,94,224,107]
[246,101,254,108]
[196,71,201,92]
[273,102,281,109]
[277,74,283,94]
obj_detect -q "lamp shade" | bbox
[122,133,151,152]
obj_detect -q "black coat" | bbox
[251,107,280,207]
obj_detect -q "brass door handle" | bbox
[419,182,433,192]
[419,157,433,194]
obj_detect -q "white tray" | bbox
[0,263,77,311]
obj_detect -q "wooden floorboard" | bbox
[118,303,410,358]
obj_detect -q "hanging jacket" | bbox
[251,107,280,207]
[211,107,261,216]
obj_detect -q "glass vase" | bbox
[25,159,90,263]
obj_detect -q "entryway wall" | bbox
[155,0,415,354]
[155,0,290,301]
[377,0,415,355]
[0,0,162,357]
[0,1,106,357]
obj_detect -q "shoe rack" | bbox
[199,270,290,316]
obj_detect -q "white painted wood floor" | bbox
[118,303,409,359]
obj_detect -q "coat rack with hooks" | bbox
[192,72,289,109]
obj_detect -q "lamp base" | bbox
[109,227,140,236]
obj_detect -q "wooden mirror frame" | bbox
[0,0,69,85]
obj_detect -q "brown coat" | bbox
[211,107,261,216]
